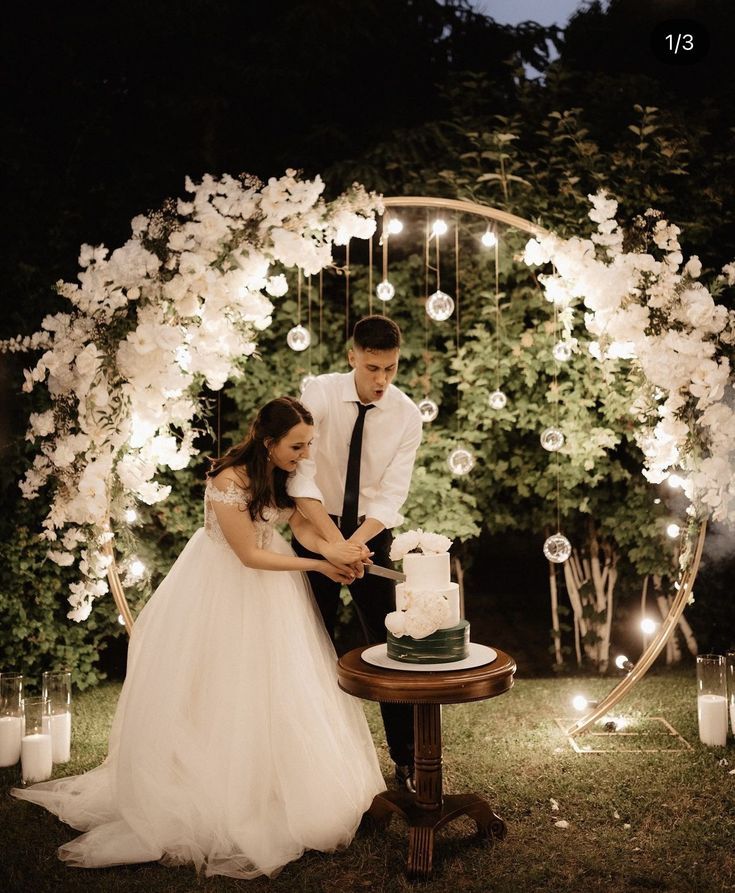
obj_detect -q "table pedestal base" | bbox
[368,790,507,878]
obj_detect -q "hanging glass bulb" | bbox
[448,447,475,475]
[286,324,310,351]
[376,280,395,302]
[481,229,498,248]
[432,219,448,236]
[540,427,565,451]
[300,374,318,393]
[488,390,508,410]
[417,398,439,423]
[387,217,403,235]
[426,290,455,321]
[552,340,573,362]
[543,533,572,563]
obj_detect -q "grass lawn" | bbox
[2,670,734,893]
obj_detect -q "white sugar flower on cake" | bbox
[385,590,451,640]
[389,528,453,561]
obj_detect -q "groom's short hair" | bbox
[352,316,401,352]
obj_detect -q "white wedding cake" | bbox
[385,530,469,664]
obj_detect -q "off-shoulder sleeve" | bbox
[207,479,249,509]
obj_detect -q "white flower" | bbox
[390,529,422,560]
[28,410,55,439]
[265,274,288,297]
[385,611,407,637]
[721,263,735,286]
[404,613,437,639]
[683,256,702,278]
[419,532,453,554]
[47,549,74,567]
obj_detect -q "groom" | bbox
[289,315,423,792]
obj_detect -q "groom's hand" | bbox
[322,540,373,577]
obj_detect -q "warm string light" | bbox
[287,269,310,351]
[417,214,439,424]
[377,219,395,309]
[426,217,455,321]
[488,238,507,410]
[448,217,474,476]
[542,269,571,563]
[455,217,461,435]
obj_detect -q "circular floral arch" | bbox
[6,175,735,736]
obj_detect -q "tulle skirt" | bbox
[12,527,385,878]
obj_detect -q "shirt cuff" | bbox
[287,477,324,502]
[361,501,404,530]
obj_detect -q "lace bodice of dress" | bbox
[204,480,292,550]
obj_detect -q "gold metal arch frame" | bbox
[107,194,707,739]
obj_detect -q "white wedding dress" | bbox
[13,481,385,879]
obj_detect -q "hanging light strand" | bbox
[307,274,312,373]
[368,235,374,315]
[455,216,461,434]
[318,270,324,369]
[552,283,562,533]
[494,239,501,391]
[345,242,350,342]
[424,215,430,391]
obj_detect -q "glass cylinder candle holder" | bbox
[727,651,735,737]
[696,654,728,747]
[0,673,23,767]
[21,696,52,783]
[42,671,72,763]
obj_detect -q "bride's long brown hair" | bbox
[208,397,313,521]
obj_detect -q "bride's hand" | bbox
[318,561,357,584]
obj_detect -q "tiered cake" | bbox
[386,550,470,664]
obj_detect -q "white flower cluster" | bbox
[524,191,735,526]
[8,170,381,621]
[389,528,453,561]
[385,590,451,640]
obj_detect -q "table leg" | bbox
[366,701,507,879]
[414,703,442,811]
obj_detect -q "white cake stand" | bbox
[361,642,497,672]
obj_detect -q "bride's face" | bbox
[268,422,314,472]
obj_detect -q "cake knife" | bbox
[365,564,406,582]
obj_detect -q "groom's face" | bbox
[348,347,399,404]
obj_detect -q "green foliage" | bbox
[0,523,122,691]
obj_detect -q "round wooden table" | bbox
[337,645,516,878]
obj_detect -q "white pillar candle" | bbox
[21,733,53,783]
[49,712,71,763]
[697,694,728,746]
[730,701,735,737]
[0,716,22,767]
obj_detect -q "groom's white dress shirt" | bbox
[288,371,423,529]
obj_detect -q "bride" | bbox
[13,396,386,879]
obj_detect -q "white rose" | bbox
[389,529,422,561]
[265,274,288,297]
[385,611,407,637]
[418,532,453,554]
[29,410,55,438]
[404,611,437,640]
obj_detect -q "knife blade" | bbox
[365,564,406,582]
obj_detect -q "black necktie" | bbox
[341,402,374,537]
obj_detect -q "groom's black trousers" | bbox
[292,523,414,768]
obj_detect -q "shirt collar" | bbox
[341,370,389,411]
